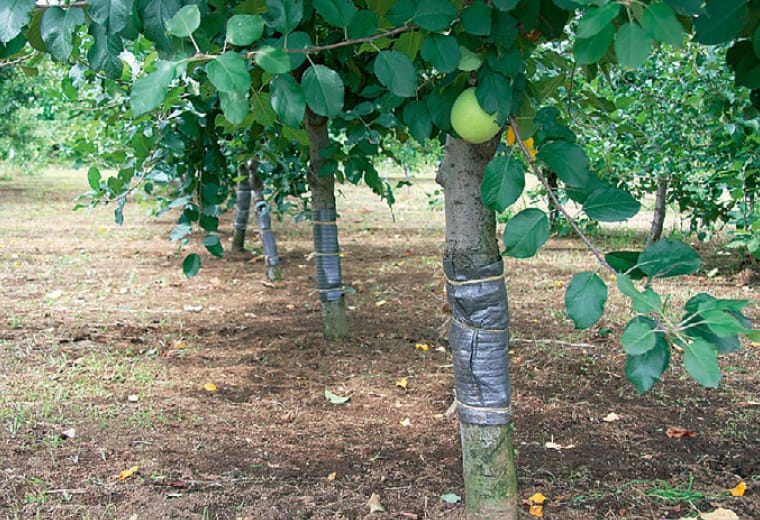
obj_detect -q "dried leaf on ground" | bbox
[440,493,461,504]
[545,439,575,450]
[666,427,696,438]
[367,493,385,513]
[602,412,620,422]
[728,481,746,497]
[326,472,337,481]
[396,377,408,390]
[324,389,351,405]
[414,343,430,351]
[699,507,739,520]
[528,493,547,504]
[529,505,544,517]
[399,417,411,427]
[203,383,218,392]
[115,465,139,480]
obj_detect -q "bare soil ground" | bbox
[0,168,758,520]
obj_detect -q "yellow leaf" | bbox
[173,340,187,349]
[203,383,218,392]
[327,472,337,481]
[400,417,411,427]
[554,280,564,288]
[396,377,408,390]
[115,465,139,480]
[529,505,543,517]
[414,343,430,351]
[728,481,746,497]
[528,493,547,505]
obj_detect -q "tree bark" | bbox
[305,108,349,340]
[436,136,518,519]
[250,171,282,282]
[648,175,668,246]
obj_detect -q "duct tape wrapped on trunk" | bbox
[312,208,344,303]
[255,201,280,267]
[444,258,511,426]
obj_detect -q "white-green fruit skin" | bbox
[450,88,500,144]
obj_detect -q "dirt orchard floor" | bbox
[0,167,758,520]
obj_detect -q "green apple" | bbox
[450,87,500,144]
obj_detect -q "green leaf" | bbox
[565,272,607,330]
[536,140,592,188]
[88,23,124,79]
[625,338,670,394]
[402,101,433,144]
[461,1,492,36]
[476,69,511,123]
[577,3,620,39]
[638,239,701,278]
[266,0,303,34]
[394,30,425,60]
[251,91,277,126]
[255,45,292,74]
[226,14,264,46]
[219,90,249,125]
[414,0,456,32]
[698,308,750,338]
[753,25,760,59]
[621,317,658,355]
[40,6,84,61]
[694,0,748,45]
[87,0,133,35]
[0,0,35,43]
[301,65,344,118]
[574,22,615,65]
[458,45,483,71]
[183,253,201,278]
[373,50,417,98]
[170,223,192,241]
[502,208,550,258]
[87,166,102,190]
[582,186,640,222]
[641,3,684,47]
[683,339,721,388]
[313,0,356,28]
[481,155,525,212]
[324,388,351,405]
[130,61,177,116]
[202,235,224,258]
[616,274,662,314]
[165,4,200,37]
[270,74,305,128]
[605,251,645,280]
[347,9,378,39]
[492,0,518,11]
[207,52,251,94]
[664,0,701,16]
[421,34,460,73]
[614,23,652,69]
[139,0,181,55]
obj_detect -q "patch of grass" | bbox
[623,474,706,505]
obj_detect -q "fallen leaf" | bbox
[440,493,461,504]
[666,427,696,438]
[728,481,746,497]
[699,507,739,520]
[529,505,544,517]
[544,439,575,450]
[324,389,351,405]
[396,377,408,390]
[528,493,547,505]
[59,428,76,440]
[374,300,387,307]
[173,340,187,349]
[602,412,620,422]
[415,343,430,351]
[400,417,411,427]
[399,513,418,519]
[183,305,203,312]
[203,383,218,392]
[115,465,139,480]
[127,394,139,402]
[326,472,337,481]
[367,493,385,513]
[46,290,63,299]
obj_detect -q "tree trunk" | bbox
[648,175,668,246]
[232,162,254,252]
[546,170,560,227]
[250,171,282,282]
[436,136,518,519]
[305,108,349,340]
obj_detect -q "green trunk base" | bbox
[267,264,282,282]
[321,299,349,340]
[461,423,518,520]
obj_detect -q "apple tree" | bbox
[2,1,760,518]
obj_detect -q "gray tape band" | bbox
[234,181,252,232]
[313,208,343,303]
[444,258,511,425]
[255,201,280,266]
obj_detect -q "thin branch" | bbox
[0,51,39,68]
[508,115,615,274]
[35,1,88,8]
